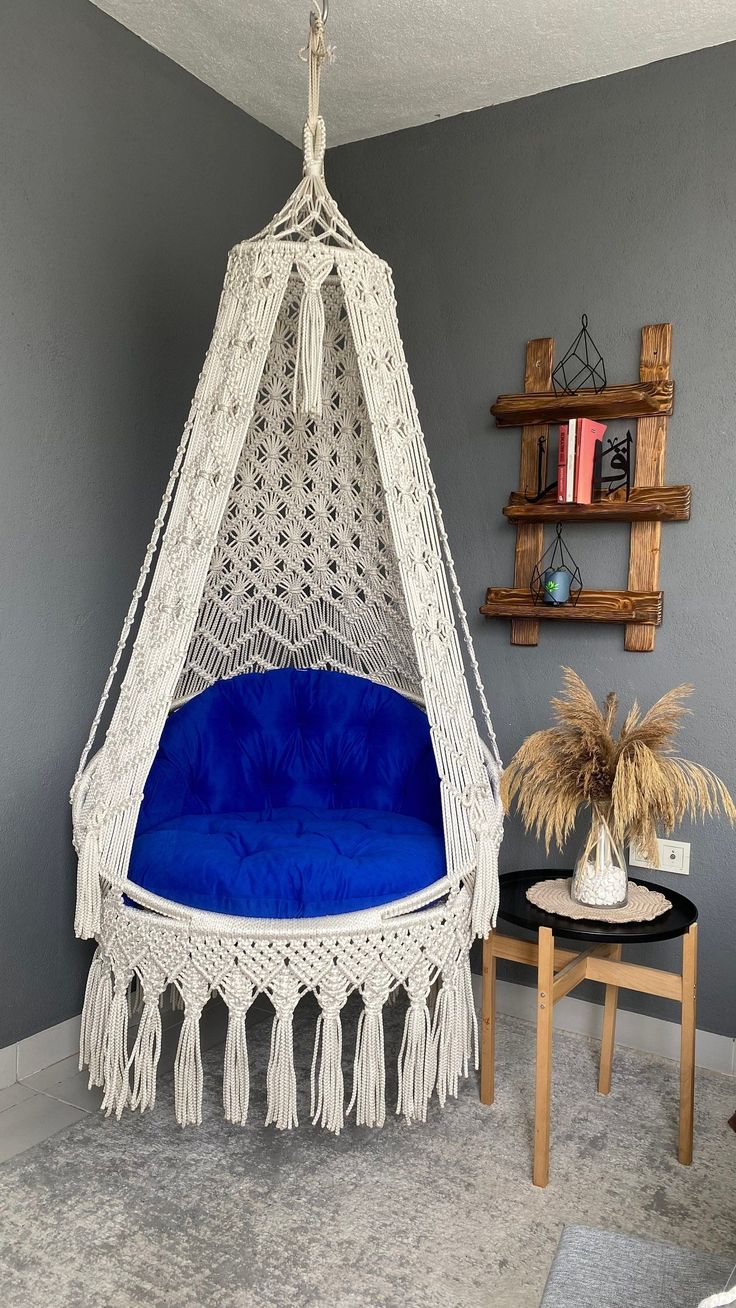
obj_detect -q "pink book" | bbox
[573,419,607,503]
[557,424,568,502]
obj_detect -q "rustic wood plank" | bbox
[491,379,674,427]
[512,338,554,646]
[481,588,663,625]
[504,484,690,523]
[625,324,673,651]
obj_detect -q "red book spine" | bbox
[574,419,607,503]
[557,424,568,502]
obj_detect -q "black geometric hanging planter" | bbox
[530,523,583,607]
[552,314,607,395]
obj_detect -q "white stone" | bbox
[573,860,628,908]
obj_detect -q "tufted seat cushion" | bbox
[129,668,445,918]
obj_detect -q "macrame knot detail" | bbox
[302,116,326,178]
[293,244,334,419]
[432,956,478,1106]
[311,970,349,1134]
[266,973,302,1131]
[397,964,436,1124]
[347,975,391,1129]
[221,974,255,1127]
[462,782,502,938]
[462,782,496,836]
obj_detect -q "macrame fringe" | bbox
[471,830,500,940]
[128,974,144,1019]
[310,1010,344,1135]
[265,1004,298,1130]
[174,1007,204,1127]
[223,1007,250,1126]
[74,829,101,939]
[347,1001,386,1128]
[293,282,325,418]
[129,996,162,1114]
[101,982,130,1116]
[698,1287,736,1307]
[396,988,436,1124]
[433,956,478,1107]
[78,953,478,1132]
[79,948,112,1087]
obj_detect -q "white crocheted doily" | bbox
[526,878,671,923]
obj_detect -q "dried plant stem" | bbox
[501,668,736,863]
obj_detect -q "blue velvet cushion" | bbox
[130,668,445,918]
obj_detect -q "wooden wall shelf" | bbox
[481,588,663,626]
[490,380,674,428]
[482,323,685,651]
[504,485,691,524]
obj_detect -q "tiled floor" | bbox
[0,997,271,1164]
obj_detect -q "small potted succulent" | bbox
[501,668,736,909]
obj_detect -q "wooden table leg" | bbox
[480,935,496,1105]
[598,943,622,1094]
[533,926,555,1187]
[679,923,697,1165]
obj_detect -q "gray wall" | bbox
[330,42,736,1037]
[0,0,297,1047]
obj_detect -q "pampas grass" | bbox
[501,668,736,862]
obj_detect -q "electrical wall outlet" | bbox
[629,838,691,875]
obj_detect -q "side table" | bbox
[480,869,698,1188]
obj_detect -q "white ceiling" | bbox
[90,0,736,147]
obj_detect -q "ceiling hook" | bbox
[310,0,328,28]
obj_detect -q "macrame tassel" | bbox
[79,948,112,1088]
[698,1288,736,1307]
[223,1007,250,1126]
[100,980,130,1116]
[265,994,298,1131]
[347,1000,386,1128]
[310,1009,344,1135]
[128,973,144,1020]
[74,829,102,940]
[293,282,326,418]
[471,830,499,939]
[396,983,436,1124]
[129,997,162,1114]
[174,1005,204,1127]
[433,955,479,1107]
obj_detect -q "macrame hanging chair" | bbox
[71,2,504,1133]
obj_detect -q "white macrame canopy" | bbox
[71,7,503,1133]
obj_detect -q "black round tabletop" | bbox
[498,869,697,944]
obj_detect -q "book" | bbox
[573,419,608,503]
[565,418,577,503]
[557,424,568,502]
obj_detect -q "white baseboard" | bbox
[1,980,734,1091]
[0,1014,82,1089]
[471,974,736,1077]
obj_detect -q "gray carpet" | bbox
[0,1002,734,1308]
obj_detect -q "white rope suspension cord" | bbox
[293,1,335,416]
[302,0,331,146]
